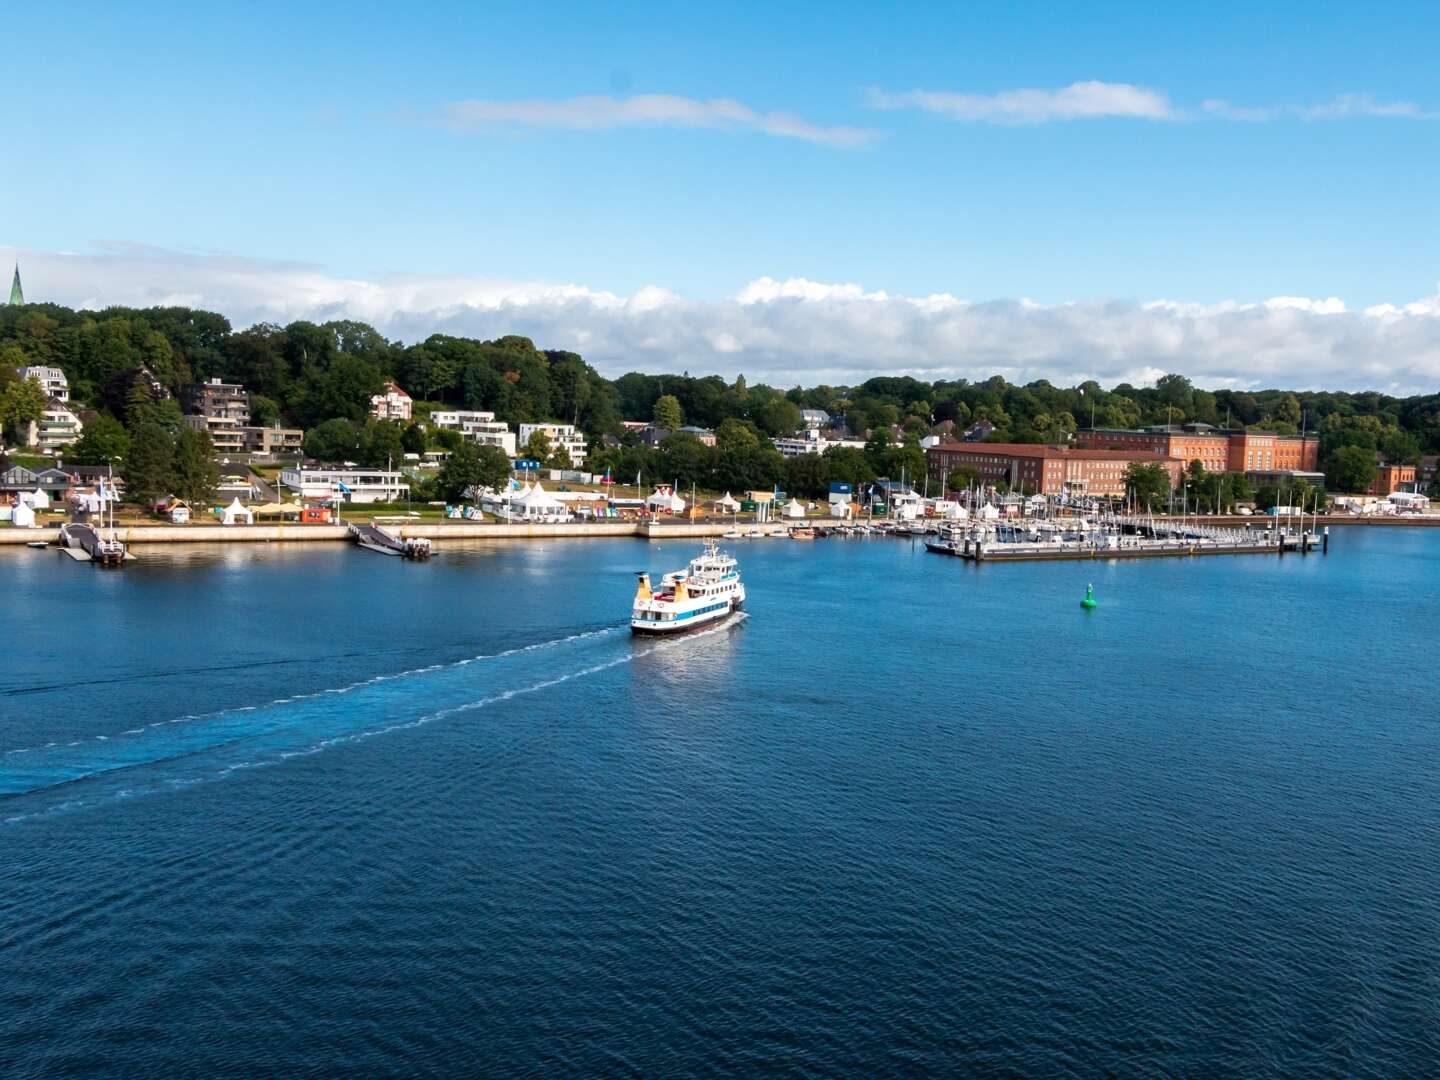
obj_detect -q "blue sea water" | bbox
[2,528,1438,1077]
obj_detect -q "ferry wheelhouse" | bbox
[632,539,745,635]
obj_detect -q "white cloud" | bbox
[867,81,1176,124]
[1202,93,1435,122]
[434,94,879,148]
[7,244,1440,394]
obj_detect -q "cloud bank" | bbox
[7,244,1440,394]
[435,94,879,148]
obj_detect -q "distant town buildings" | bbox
[638,424,717,448]
[181,378,251,454]
[371,380,412,423]
[430,410,518,455]
[519,422,587,463]
[927,442,1182,497]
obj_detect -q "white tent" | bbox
[714,492,741,512]
[977,503,1001,521]
[21,487,50,509]
[511,481,572,522]
[646,488,686,513]
[783,497,806,519]
[12,502,37,528]
[221,497,254,525]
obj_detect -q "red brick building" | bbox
[1368,463,1417,496]
[926,442,1182,497]
[1073,425,1319,474]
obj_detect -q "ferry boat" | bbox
[631,539,745,635]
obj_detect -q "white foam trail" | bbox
[2,614,745,826]
[0,625,624,758]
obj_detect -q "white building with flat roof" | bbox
[431,410,517,455]
[17,366,69,402]
[280,466,408,504]
[518,422,586,463]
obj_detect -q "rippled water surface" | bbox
[3,528,1439,1077]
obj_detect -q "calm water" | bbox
[2,528,1438,1077]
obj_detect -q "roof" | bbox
[928,441,1171,461]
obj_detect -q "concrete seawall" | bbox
[0,520,753,545]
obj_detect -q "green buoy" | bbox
[1080,583,1097,609]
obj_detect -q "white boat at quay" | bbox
[631,539,746,635]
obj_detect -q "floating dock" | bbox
[349,522,432,558]
[927,516,1325,562]
[57,522,131,565]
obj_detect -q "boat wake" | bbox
[1,615,746,826]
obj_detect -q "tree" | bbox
[437,440,509,502]
[652,394,684,430]
[1325,445,1377,493]
[0,376,47,444]
[304,418,363,462]
[124,420,176,506]
[783,452,827,498]
[946,466,982,493]
[715,418,760,451]
[758,398,802,437]
[401,422,429,454]
[474,444,513,491]
[360,420,405,468]
[547,443,573,469]
[521,429,553,462]
[73,415,131,466]
[172,426,219,507]
[1125,462,1172,508]
[249,394,281,428]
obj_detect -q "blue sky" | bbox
[6,2,1440,389]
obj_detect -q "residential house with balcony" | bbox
[182,378,251,454]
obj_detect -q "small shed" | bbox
[12,502,36,528]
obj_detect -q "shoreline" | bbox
[1,512,1436,547]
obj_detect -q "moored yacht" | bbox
[631,539,746,635]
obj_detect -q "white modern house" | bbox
[17,366,69,402]
[518,422,587,464]
[430,410,517,455]
[280,466,408,504]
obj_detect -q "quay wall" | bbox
[0,519,795,545]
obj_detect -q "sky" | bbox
[5,1,1440,392]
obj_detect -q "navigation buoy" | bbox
[1080,583,1097,609]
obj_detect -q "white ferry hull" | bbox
[630,598,741,636]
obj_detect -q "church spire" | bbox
[8,264,22,305]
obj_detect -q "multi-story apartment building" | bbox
[17,365,69,402]
[370,380,412,422]
[240,425,305,456]
[518,422,587,463]
[181,378,251,454]
[37,398,83,450]
[430,410,517,455]
[1073,424,1319,475]
[927,442,1182,497]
